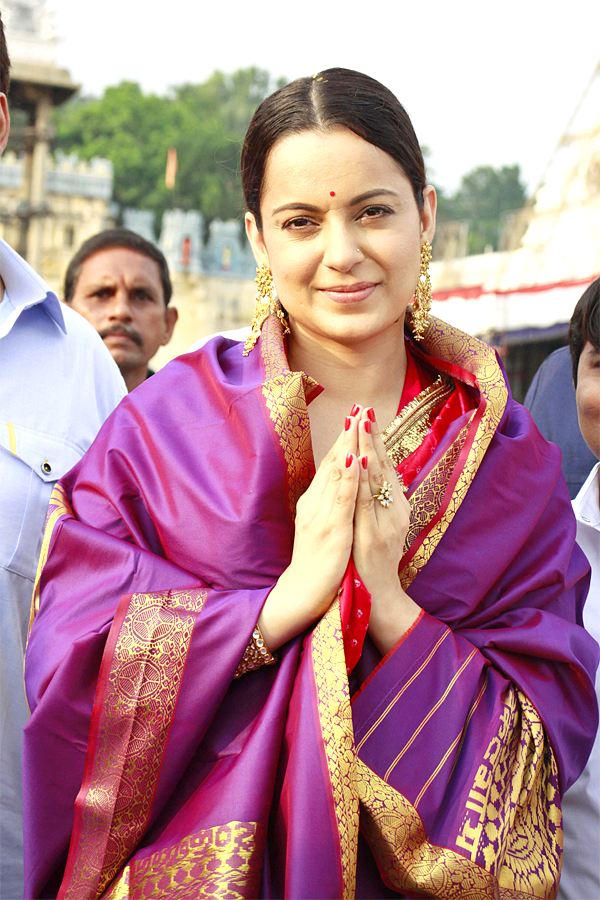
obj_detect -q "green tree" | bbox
[435,165,527,254]
[53,69,287,231]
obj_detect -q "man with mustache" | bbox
[65,229,178,392]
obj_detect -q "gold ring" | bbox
[372,481,394,508]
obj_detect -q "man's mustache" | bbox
[99,325,144,348]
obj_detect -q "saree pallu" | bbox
[24,315,598,900]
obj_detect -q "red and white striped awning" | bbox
[431,276,598,338]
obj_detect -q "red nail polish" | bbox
[361,455,368,469]
[345,453,354,468]
[345,416,351,431]
[367,407,376,422]
[351,404,360,416]
[364,419,371,434]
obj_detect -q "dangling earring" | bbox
[410,241,432,342]
[243,263,290,355]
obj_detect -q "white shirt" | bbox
[0,238,126,899]
[559,462,600,899]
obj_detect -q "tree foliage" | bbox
[54,69,287,228]
[435,165,527,254]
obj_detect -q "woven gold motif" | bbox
[234,624,277,678]
[311,597,359,899]
[62,588,208,900]
[260,316,317,519]
[28,481,72,636]
[398,318,508,588]
[103,822,264,899]
[456,689,561,897]
[382,374,455,466]
[358,756,555,900]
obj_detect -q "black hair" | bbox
[64,228,172,306]
[569,277,600,385]
[241,68,426,230]
[0,11,10,97]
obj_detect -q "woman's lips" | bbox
[320,283,377,303]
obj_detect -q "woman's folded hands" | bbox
[258,406,420,655]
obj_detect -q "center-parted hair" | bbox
[241,68,426,231]
[64,228,172,307]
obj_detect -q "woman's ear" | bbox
[245,212,269,269]
[420,185,437,244]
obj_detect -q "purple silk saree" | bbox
[24,316,598,899]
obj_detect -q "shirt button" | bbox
[41,460,52,475]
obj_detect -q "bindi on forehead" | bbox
[330,191,336,196]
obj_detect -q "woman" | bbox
[24,69,597,899]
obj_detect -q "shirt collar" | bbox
[0,237,66,336]
[573,462,600,530]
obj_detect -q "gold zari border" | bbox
[398,317,508,587]
[260,315,317,518]
[311,597,359,900]
[62,588,208,900]
[103,822,264,899]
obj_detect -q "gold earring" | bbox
[410,241,432,342]
[243,263,290,355]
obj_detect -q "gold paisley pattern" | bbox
[457,689,561,897]
[260,315,317,517]
[62,588,208,900]
[399,317,508,588]
[311,597,359,900]
[28,481,72,636]
[357,758,555,900]
[103,822,264,899]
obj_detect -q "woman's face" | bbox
[245,126,436,349]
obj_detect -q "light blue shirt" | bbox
[0,238,127,899]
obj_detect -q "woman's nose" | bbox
[322,224,362,272]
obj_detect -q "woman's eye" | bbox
[360,205,392,220]
[283,217,315,229]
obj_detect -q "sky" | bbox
[17,0,600,196]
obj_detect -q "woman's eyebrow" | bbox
[349,189,399,205]
[271,202,320,216]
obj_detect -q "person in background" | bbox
[524,342,596,499]
[64,229,178,392]
[559,277,600,900]
[0,16,126,899]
